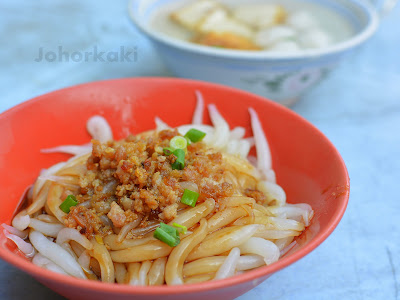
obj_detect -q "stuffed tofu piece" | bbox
[170,0,222,30]
[196,8,254,39]
[193,32,260,50]
[193,8,258,50]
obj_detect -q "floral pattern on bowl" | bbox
[240,66,333,106]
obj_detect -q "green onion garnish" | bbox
[170,136,188,151]
[163,147,174,156]
[59,195,78,213]
[181,189,199,207]
[171,148,185,170]
[153,223,180,247]
[163,147,186,170]
[172,223,187,234]
[184,129,206,143]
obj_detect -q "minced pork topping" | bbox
[64,129,241,237]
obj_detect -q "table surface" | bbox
[1,1,399,299]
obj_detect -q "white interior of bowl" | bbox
[129,0,380,60]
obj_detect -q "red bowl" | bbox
[0,78,349,300]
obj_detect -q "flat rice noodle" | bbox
[70,240,85,257]
[37,175,79,190]
[32,253,53,266]
[127,262,141,285]
[257,181,286,206]
[1,223,28,239]
[226,140,239,155]
[36,214,59,223]
[208,104,230,149]
[3,230,35,257]
[32,162,66,199]
[214,247,240,280]
[236,255,265,271]
[117,217,143,243]
[207,206,249,233]
[253,203,273,216]
[26,181,52,215]
[248,107,272,171]
[219,196,255,209]
[237,172,258,190]
[78,250,91,271]
[56,228,93,250]
[103,234,156,251]
[63,153,91,169]
[32,253,69,275]
[192,90,204,125]
[274,236,295,251]
[229,126,246,140]
[44,201,55,217]
[223,171,239,187]
[12,210,30,232]
[86,115,113,142]
[254,226,301,240]
[184,273,214,284]
[186,224,261,262]
[89,239,115,283]
[46,183,67,223]
[237,140,252,158]
[268,217,305,231]
[148,257,167,286]
[168,199,215,229]
[222,153,261,180]
[155,116,171,131]
[224,139,249,158]
[110,240,172,263]
[270,204,314,226]
[114,263,128,284]
[29,218,64,238]
[60,242,79,260]
[138,260,152,286]
[234,216,305,231]
[183,256,226,277]
[238,237,280,265]
[263,168,276,183]
[41,144,92,156]
[29,230,86,279]
[165,219,208,285]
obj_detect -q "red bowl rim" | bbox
[0,77,349,295]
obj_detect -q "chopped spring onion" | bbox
[163,148,186,170]
[181,189,199,207]
[172,223,187,234]
[153,223,180,247]
[171,149,185,170]
[59,195,78,213]
[170,136,188,151]
[184,128,206,143]
[163,147,174,156]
